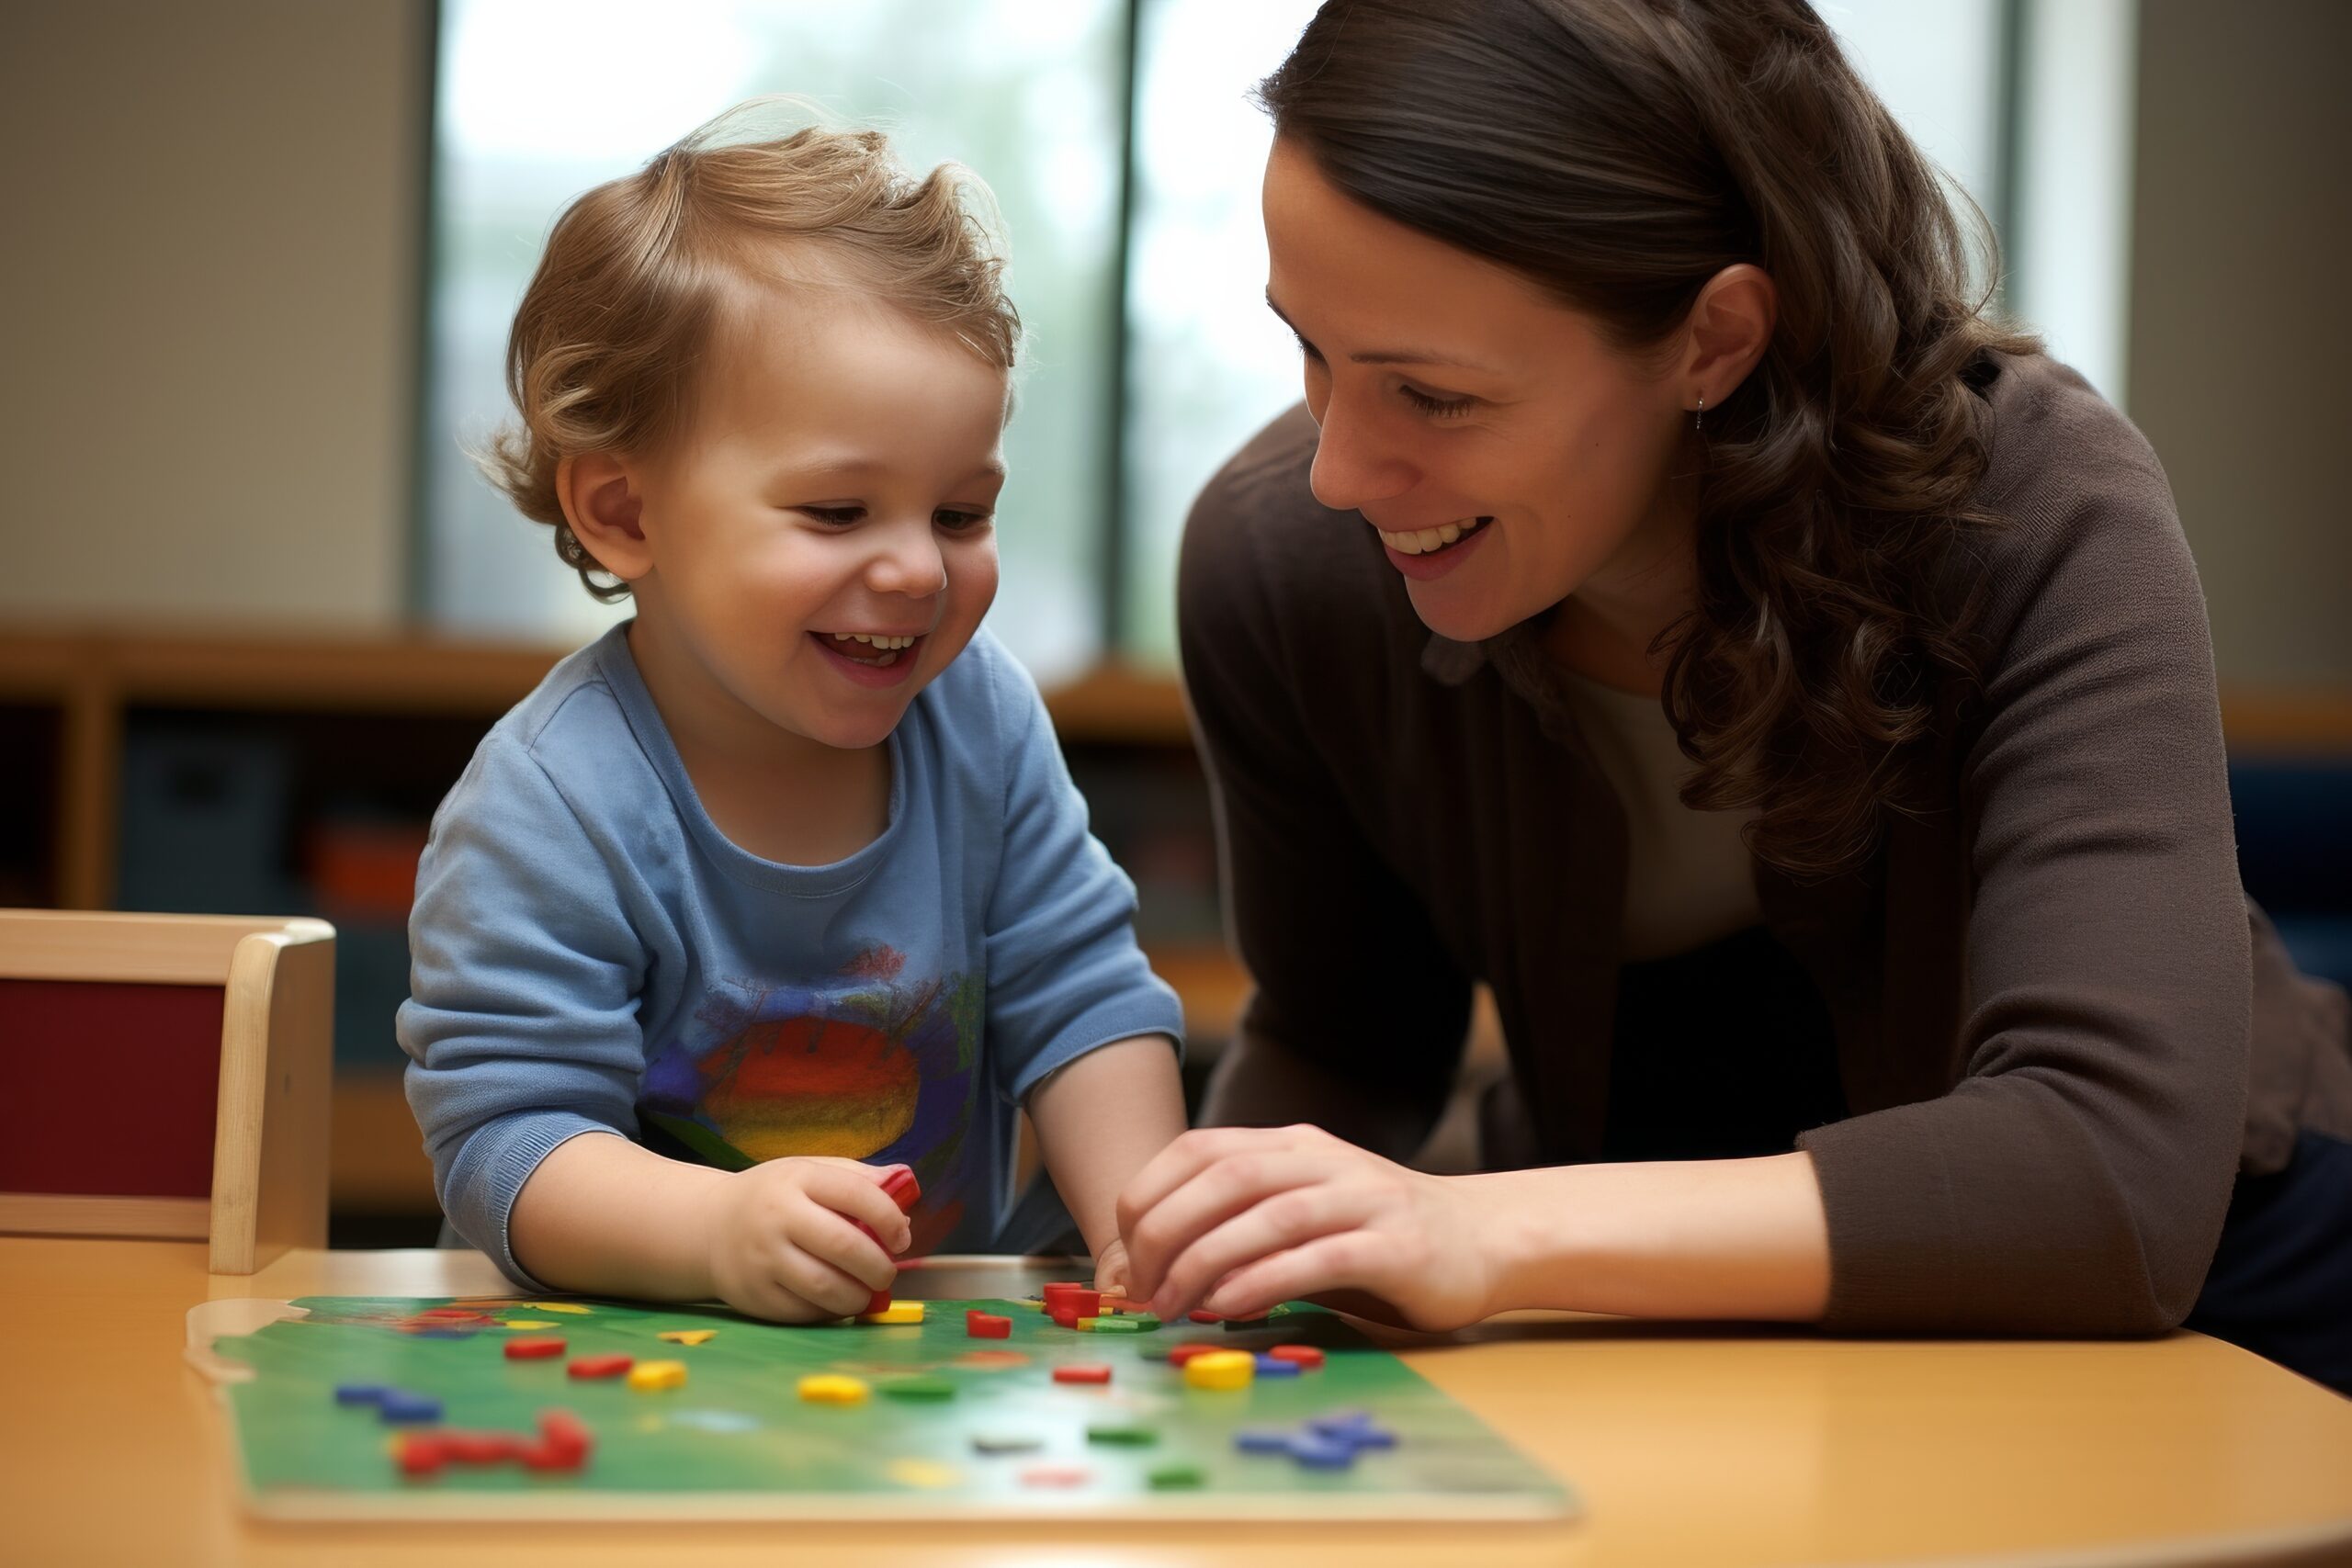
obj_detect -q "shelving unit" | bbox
[1,626,1242,1235]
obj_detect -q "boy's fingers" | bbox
[772,1244,876,1319]
[790,1179,905,1290]
[805,1166,914,1257]
[773,1190,895,1308]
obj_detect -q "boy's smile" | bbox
[809,629,927,687]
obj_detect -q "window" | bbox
[424,1,2120,675]
[424,0,1125,683]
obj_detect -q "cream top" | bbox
[1560,672,1760,963]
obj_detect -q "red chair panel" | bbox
[0,978,223,1198]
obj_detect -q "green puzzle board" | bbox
[204,1293,1575,1520]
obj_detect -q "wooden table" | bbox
[6,1237,2350,1566]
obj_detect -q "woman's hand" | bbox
[703,1157,911,1325]
[1090,1235,1135,1300]
[1115,1124,1509,1331]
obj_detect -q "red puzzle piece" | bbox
[566,1354,632,1380]
[847,1167,923,1317]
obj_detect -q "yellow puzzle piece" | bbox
[500,1319,559,1330]
[522,1302,593,1315]
[1182,1350,1256,1391]
[886,1458,963,1490]
[627,1359,687,1392]
[657,1329,718,1346]
[798,1374,870,1404]
[857,1302,924,1325]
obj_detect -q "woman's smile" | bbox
[1374,514,1494,581]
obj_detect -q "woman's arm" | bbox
[1485,1151,1828,1320]
[1791,369,2250,1336]
[1119,1124,1828,1327]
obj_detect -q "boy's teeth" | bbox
[831,633,915,649]
[1377,517,1488,556]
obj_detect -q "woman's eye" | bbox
[935,509,993,532]
[801,505,865,525]
[1399,384,1476,420]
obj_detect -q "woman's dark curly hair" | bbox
[1259,0,2041,877]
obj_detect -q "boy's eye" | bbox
[800,505,865,525]
[935,509,993,532]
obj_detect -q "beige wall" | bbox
[0,0,424,630]
[2129,0,2352,685]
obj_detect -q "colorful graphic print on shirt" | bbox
[638,944,980,1251]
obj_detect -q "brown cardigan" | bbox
[1176,352,2352,1336]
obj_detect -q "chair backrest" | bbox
[0,910,334,1273]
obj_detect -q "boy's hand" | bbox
[703,1157,911,1324]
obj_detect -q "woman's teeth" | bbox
[1377,516,1490,556]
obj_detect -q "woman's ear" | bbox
[554,453,653,582]
[1681,263,1778,412]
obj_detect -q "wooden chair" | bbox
[0,909,334,1273]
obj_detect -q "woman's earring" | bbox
[1693,393,1705,434]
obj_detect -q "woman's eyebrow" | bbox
[1263,291,1498,373]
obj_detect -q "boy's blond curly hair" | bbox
[479,106,1023,602]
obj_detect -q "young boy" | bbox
[398,111,1187,1323]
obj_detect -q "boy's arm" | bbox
[974,637,1191,1272]
[1023,1034,1189,1268]
[401,737,654,1292]
[509,1134,910,1320]
[506,1133,727,1299]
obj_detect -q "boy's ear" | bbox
[554,453,652,581]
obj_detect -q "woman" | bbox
[1116,0,2352,1393]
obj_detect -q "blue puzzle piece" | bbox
[1286,1434,1359,1469]
[376,1391,444,1424]
[333,1383,390,1406]
[1233,1427,1295,1454]
[1251,1354,1303,1377]
[1307,1409,1375,1436]
[1306,1409,1396,1450]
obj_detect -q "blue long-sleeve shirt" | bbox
[398,623,1183,1291]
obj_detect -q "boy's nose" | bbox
[867,532,948,597]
